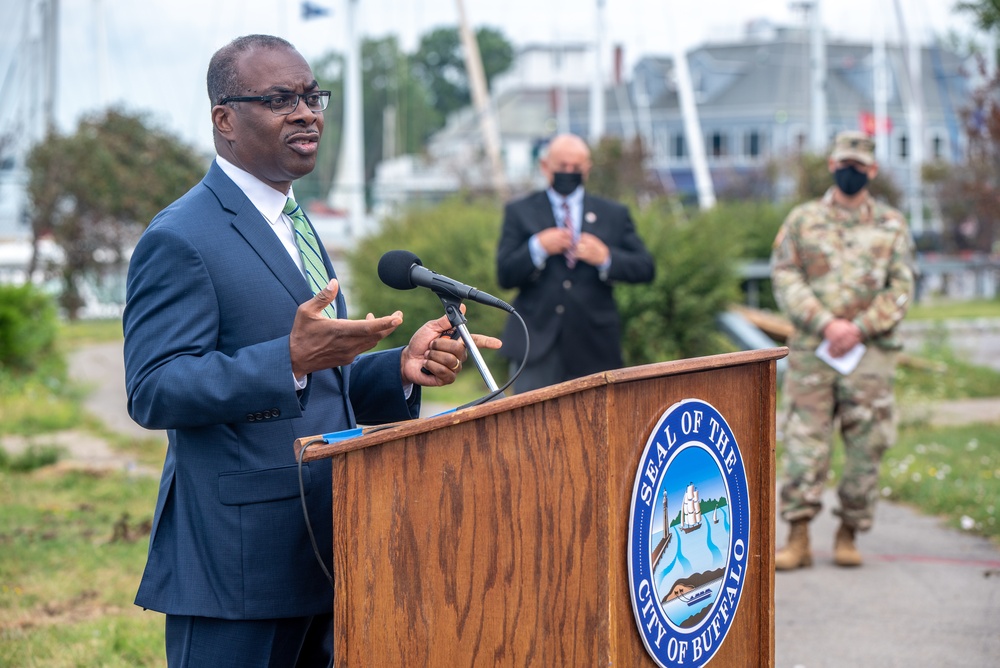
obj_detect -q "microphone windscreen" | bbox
[377,250,422,290]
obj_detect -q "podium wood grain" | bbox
[298,348,785,667]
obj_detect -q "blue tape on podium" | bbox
[320,427,364,443]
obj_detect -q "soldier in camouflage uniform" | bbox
[770,131,916,569]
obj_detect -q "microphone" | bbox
[377,250,513,312]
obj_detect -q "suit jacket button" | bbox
[562,279,572,290]
[272,408,280,418]
[254,412,264,421]
[263,410,272,419]
[555,304,565,314]
[247,414,256,422]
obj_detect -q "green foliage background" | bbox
[617,201,742,364]
[26,110,206,318]
[0,284,61,378]
[345,188,791,371]
[345,196,514,370]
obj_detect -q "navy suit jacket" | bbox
[496,190,654,379]
[124,162,419,619]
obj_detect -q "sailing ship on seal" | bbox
[680,482,702,533]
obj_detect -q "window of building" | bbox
[931,134,945,160]
[672,132,686,159]
[710,131,728,157]
[745,130,763,158]
[898,133,908,160]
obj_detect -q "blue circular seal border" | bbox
[627,399,750,668]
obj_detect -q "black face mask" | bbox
[834,166,869,196]
[551,171,583,196]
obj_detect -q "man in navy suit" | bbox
[496,133,654,393]
[123,34,499,667]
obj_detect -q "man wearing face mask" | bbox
[770,130,916,571]
[496,133,655,393]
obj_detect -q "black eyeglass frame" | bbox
[219,91,331,115]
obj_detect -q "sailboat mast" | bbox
[328,0,367,237]
[455,0,508,198]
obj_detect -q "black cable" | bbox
[298,438,334,589]
[297,438,337,668]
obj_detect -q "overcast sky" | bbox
[0,0,981,155]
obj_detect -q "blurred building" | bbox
[370,42,636,215]
[634,23,968,206]
[371,21,971,226]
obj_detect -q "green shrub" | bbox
[0,444,62,472]
[0,283,63,377]
[618,199,743,364]
[348,194,774,372]
[345,195,514,371]
[697,200,790,311]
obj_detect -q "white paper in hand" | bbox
[815,340,866,375]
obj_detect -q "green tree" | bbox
[617,200,743,364]
[297,27,512,208]
[296,37,442,205]
[362,36,440,180]
[347,194,746,375]
[410,26,514,121]
[956,0,1000,30]
[345,195,511,370]
[26,110,205,319]
[0,284,60,378]
[588,136,664,203]
[921,53,1000,253]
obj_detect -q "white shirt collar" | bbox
[215,155,293,224]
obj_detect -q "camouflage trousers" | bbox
[778,345,898,531]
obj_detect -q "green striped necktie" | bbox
[284,197,335,318]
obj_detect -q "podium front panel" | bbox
[332,390,610,666]
[321,351,780,667]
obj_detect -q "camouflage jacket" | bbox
[770,188,916,350]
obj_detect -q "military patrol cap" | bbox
[830,130,875,165]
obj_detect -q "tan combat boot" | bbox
[834,523,863,567]
[774,519,812,570]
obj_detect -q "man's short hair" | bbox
[207,35,295,106]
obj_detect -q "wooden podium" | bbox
[295,347,787,667]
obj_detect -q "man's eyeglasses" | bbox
[219,91,331,115]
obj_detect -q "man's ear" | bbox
[212,105,235,139]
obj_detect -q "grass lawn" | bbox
[0,464,164,666]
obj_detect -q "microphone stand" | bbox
[435,293,500,392]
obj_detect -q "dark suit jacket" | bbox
[123,161,419,620]
[495,190,654,379]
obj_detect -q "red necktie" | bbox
[561,199,577,268]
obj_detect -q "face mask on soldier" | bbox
[833,165,869,196]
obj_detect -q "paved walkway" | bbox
[4,342,998,666]
[775,489,1000,667]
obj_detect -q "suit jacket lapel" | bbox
[202,163,348,386]
[582,193,600,231]
[530,191,557,232]
[203,163,313,307]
